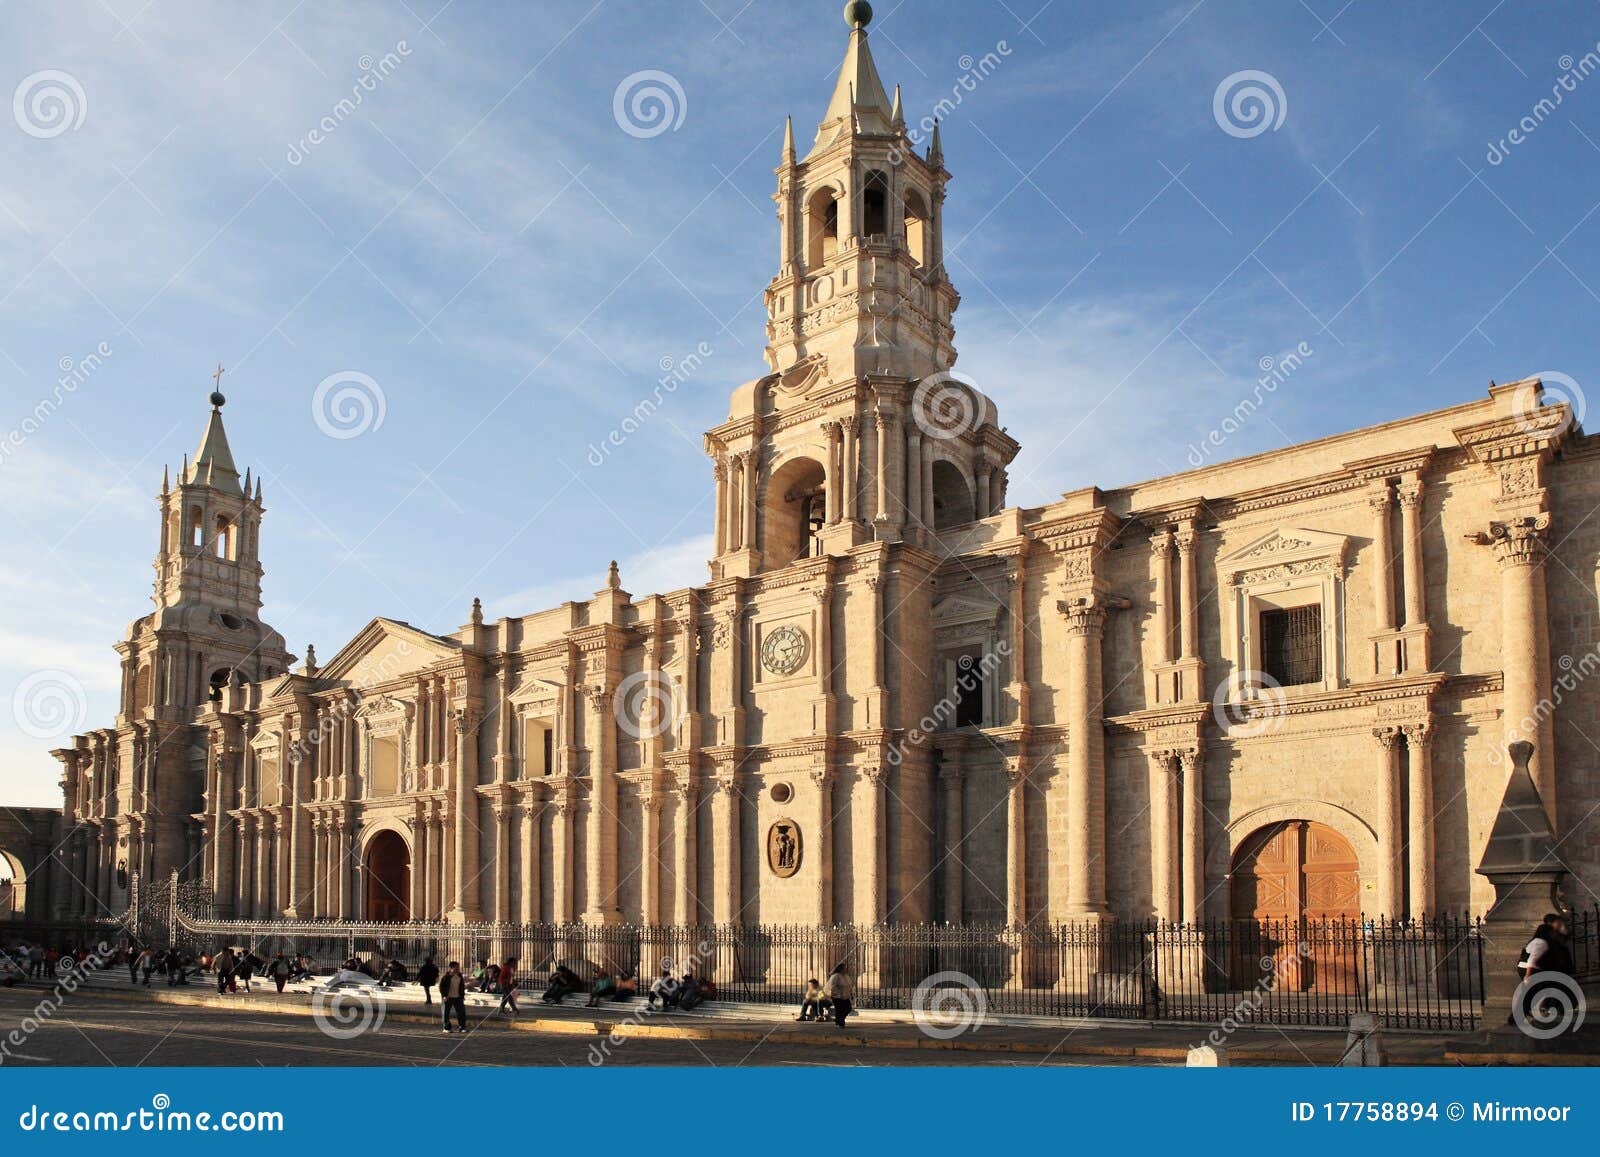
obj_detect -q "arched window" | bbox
[215,515,233,560]
[208,668,230,702]
[763,456,827,569]
[863,171,889,238]
[930,461,975,529]
[807,187,839,266]
[189,507,204,549]
[903,188,930,267]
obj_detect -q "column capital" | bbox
[1397,477,1424,507]
[1479,513,1551,567]
[1400,721,1432,745]
[1366,477,1394,510]
[1003,757,1028,786]
[1373,725,1404,750]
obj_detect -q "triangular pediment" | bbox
[317,617,460,686]
[1217,527,1348,575]
[509,677,564,710]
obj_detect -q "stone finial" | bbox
[1477,740,1559,877]
[470,597,484,626]
[606,560,622,590]
[304,644,318,675]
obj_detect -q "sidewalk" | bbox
[35,970,1490,1065]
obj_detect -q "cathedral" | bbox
[34,8,1600,934]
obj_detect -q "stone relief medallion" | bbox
[767,818,802,878]
[761,624,809,677]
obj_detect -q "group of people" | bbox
[796,966,855,1027]
[1517,912,1579,1024]
[644,967,718,1012]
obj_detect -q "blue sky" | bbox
[1,0,1597,806]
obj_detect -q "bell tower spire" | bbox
[764,0,958,381]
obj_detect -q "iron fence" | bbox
[161,898,1486,1031]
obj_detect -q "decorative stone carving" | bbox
[767,817,802,877]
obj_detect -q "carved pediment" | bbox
[1217,527,1348,581]
[355,693,412,725]
[931,595,1003,625]
[510,677,564,713]
[248,728,282,754]
[316,617,460,687]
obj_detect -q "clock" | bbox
[761,624,810,677]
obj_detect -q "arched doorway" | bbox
[1229,820,1359,992]
[363,831,410,922]
[0,851,22,920]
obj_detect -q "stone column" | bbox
[811,766,834,925]
[1149,751,1180,922]
[1007,553,1030,727]
[1398,478,1426,628]
[1490,516,1555,817]
[841,416,858,521]
[1402,722,1435,916]
[452,707,483,921]
[520,800,540,924]
[711,772,741,924]
[640,788,661,925]
[726,457,742,552]
[1004,759,1027,927]
[551,793,573,924]
[1179,749,1206,924]
[493,802,512,923]
[940,757,964,923]
[1151,528,1174,666]
[424,808,441,920]
[582,684,620,923]
[860,766,886,924]
[742,451,757,551]
[823,421,840,524]
[1062,600,1109,916]
[337,819,352,920]
[286,749,308,915]
[874,411,894,523]
[253,815,269,918]
[976,464,991,519]
[213,749,237,916]
[906,427,923,525]
[1176,525,1199,664]
[1370,481,1395,633]
[1374,726,1404,919]
[713,459,728,557]
[674,778,697,924]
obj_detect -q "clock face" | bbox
[761,624,809,677]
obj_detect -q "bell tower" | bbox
[126,374,291,716]
[765,0,957,380]
[705,3,1015,581]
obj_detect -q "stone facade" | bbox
[27,14,1600,929]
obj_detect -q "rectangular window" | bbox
[1259,605,1322,687]
[954,654,985,728]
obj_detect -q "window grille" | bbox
[1260,604,1322,686]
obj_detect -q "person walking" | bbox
[825,964,854,1028]
[1518,912,1577,1026]
[438,961,468,1034]
[417,957,440,1007]
[215,946,235,995]
[496,957,520,1016]
[268,952,292,994]
[235,951,254,994]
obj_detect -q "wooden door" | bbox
[1229,821,1359,992]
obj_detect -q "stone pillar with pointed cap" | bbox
[1475,740,1566,1029]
